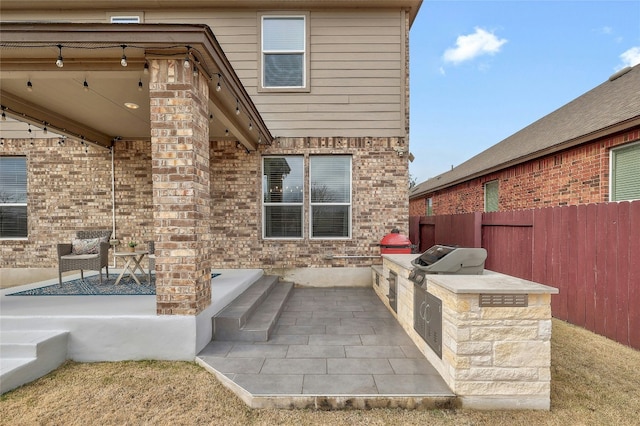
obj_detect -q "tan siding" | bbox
[4,8,406,138]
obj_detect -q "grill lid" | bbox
[411,244,487,275]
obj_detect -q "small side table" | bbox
[114,250,148,285]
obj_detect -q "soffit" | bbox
[0,23,270,150]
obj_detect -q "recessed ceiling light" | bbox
[124,102,139,109]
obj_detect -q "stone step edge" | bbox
[213,275,279,332]
[216,282,294,342]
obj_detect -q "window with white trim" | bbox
[0,156,27,238]
[261,15,306,89]
[310,156,351,238]
[484,180,499,212]
[263,156,304,238]
[611,142,640,201]
[262,155,352,239]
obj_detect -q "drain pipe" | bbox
[110,147,117,267]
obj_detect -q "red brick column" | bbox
[149,59,211,315]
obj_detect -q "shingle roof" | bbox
[410,64,640,198]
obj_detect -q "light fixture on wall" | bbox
[83,79,89,92]
[55,44,64,68]
[26,80,33,92]
[216,74,222,92]
[143,61,149,74]
[138,79,143,91]
[235,100,240,115]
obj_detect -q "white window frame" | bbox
[0,156,28,240]
[484,180,499,212]
[610,141,640,201]
[259,12,310,92]
[262,156,304,239]
[309,155,352,240]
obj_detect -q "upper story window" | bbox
[0,156,27,239]
[260,15,308,91]
[484,180,499,212]
[611,142,640,201]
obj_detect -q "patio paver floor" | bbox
[197,287,454,407]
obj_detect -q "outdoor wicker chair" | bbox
[57,230,112,285]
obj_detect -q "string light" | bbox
[3,43,273,148]
[55,44,64,68]
[225,129,229,136]
[120,45,128,67]
[183,46,191,69]
[43,123,48,135]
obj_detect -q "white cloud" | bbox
[619,46,640,68]
[443,27,508,65]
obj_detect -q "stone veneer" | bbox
[373,254,558,410]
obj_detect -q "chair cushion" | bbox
[71,238,101,255]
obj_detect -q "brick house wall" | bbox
[211,136,409,270]
[410,127,640,215]
[1,136,408,273]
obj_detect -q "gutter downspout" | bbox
[110,147,117,267]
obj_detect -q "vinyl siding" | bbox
[3,8,407,138]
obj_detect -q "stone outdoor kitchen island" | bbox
[373,254,559,410]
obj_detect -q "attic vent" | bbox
[609,66,632,81]
[110,16,141,24]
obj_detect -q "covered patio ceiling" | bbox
[0,23,272,150]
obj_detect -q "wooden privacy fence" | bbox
[409,200,640,350]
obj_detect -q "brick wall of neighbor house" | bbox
[210,137,410,270]
[410,128,640,215]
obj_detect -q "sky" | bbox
[408,0,640,184]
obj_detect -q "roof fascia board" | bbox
[0,1,423,24]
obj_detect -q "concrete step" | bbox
[213,275,279,335]
[0,330,69,394]
[217,282,294,342]
[213,276,294,342]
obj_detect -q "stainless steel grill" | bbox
[408,245,487,285]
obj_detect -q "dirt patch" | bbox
[1,319,639,425]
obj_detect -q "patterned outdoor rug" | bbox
[7,274,156,296]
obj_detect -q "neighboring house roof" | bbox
[410,64,640,198]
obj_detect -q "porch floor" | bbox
[196,286,455,409]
